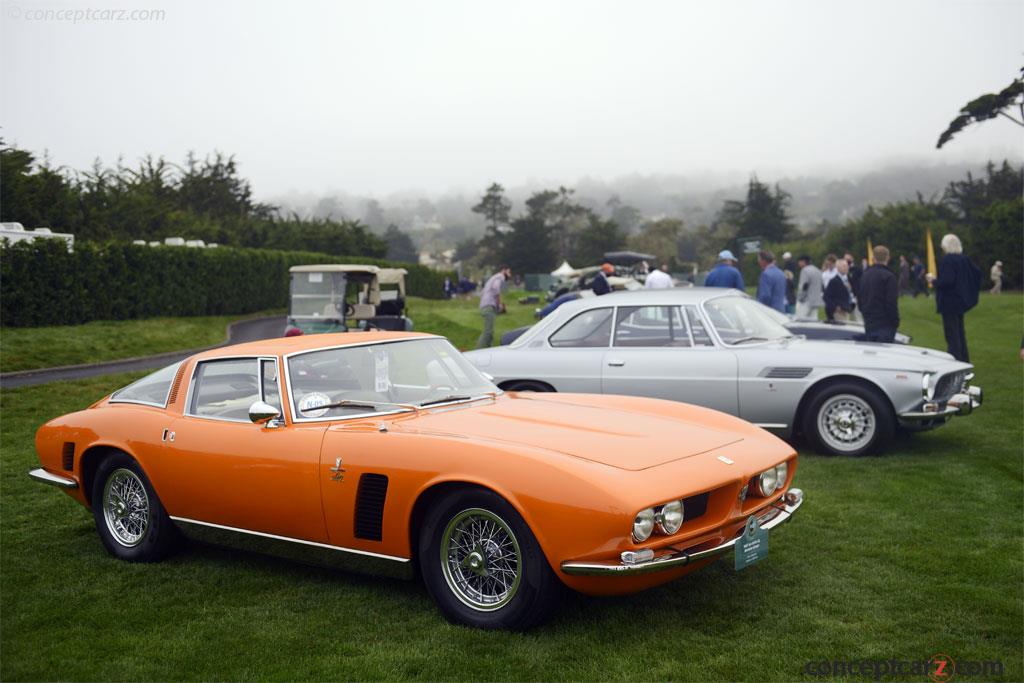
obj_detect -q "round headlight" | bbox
[632,507,655,542]
[756,468,778,497]
[775,461,788,488]
[657,500,684,535]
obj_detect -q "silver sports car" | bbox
[465,288,982,456]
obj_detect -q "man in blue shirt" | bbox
[704,250,745,290]
[756,250,787,313]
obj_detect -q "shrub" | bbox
[0,240,453,327]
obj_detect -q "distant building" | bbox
[0,223,75,250]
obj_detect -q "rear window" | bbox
[110,362,182,407]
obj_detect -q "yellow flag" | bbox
[866,238,875,266]
[925,227,937,286]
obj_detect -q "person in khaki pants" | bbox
[476,265,511,349]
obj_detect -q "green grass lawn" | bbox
[1,294,1021,681]
[0,311,284,374]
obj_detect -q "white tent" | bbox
[551,261,575,278]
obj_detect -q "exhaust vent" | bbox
[354,474,389,541]
[61,442,75,471]
[167,363,189,405]
[762,367,812,379]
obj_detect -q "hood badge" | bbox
[717,455,735,465]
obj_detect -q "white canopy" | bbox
[551,261,575,277]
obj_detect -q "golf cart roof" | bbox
[377,267,408,284]
[289,264,380,274]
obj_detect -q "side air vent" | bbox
[166,363,189,405]
[683,491,709,520]
[354,474,389,541]
[762,367,813,379]
[61,442,75,471]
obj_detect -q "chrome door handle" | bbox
[607,359,625,367]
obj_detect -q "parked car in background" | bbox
[30,332,803,630]
[285,265,412,336]
[467,289,981,456]
[500,291,911,346]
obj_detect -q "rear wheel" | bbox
[802,382,894,456]
[91,452,177,562]
[418,488,562,630]
[503,381,553,393]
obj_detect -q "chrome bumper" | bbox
[560,488,804,576]
[900,385,983,421]
[28,468,78,489]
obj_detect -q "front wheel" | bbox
[418,489,562,630]
[91,452,177,562]
[802,382,894,456]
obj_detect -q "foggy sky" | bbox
[1,0,1021,199]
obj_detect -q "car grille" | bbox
[934,371,966,403]
[683,491,709,521]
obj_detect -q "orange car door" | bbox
[158,357,329,543]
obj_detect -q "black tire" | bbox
[503,381,553,393]
[801,381,895,456]
[418,488,563,630]
[91,452,177,562]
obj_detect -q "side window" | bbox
[110,361,182,407]
[614,306,691,347]
[684,305,715,346]
[549,308,613,348]
[261,359,283,412]
[189,359,260,421]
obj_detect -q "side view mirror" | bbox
[248,401,281,425]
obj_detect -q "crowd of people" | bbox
[708,236,982,361]
[472,234,986,362]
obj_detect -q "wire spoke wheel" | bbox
[818,393,876,453]
[102,468,151,547]
[440,508,522,612]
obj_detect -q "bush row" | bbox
[0,240,453,328]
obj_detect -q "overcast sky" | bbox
[1,0,1021,198]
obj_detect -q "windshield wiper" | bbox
[730,336,772,345]
[419,392,499,407]
[299,398,419,414]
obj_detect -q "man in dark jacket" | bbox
[857,245,900,343]
[928,233,981,362]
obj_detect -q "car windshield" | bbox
[288,338,497,419]
[703,297,793,344]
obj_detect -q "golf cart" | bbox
[284,264,413,336]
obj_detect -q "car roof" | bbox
[192,331,439,360]
[565,287,745,308]
[289,264,380,274]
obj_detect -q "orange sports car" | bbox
[31,332,803,630]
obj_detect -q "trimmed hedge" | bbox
[0,240,453,328]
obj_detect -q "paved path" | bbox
[1,316,286,389]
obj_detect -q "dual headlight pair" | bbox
[754,461,788,497]
[632,500,684,543]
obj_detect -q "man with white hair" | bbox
[928,233,982,362]
[990,261,1003,294]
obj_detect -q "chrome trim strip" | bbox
[28,468,78,489]
[753,423,788,429]
[560,488,803,576]
[169,516,410,562]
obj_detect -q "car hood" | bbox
[393,395,744,471]
[778,338,958,370]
